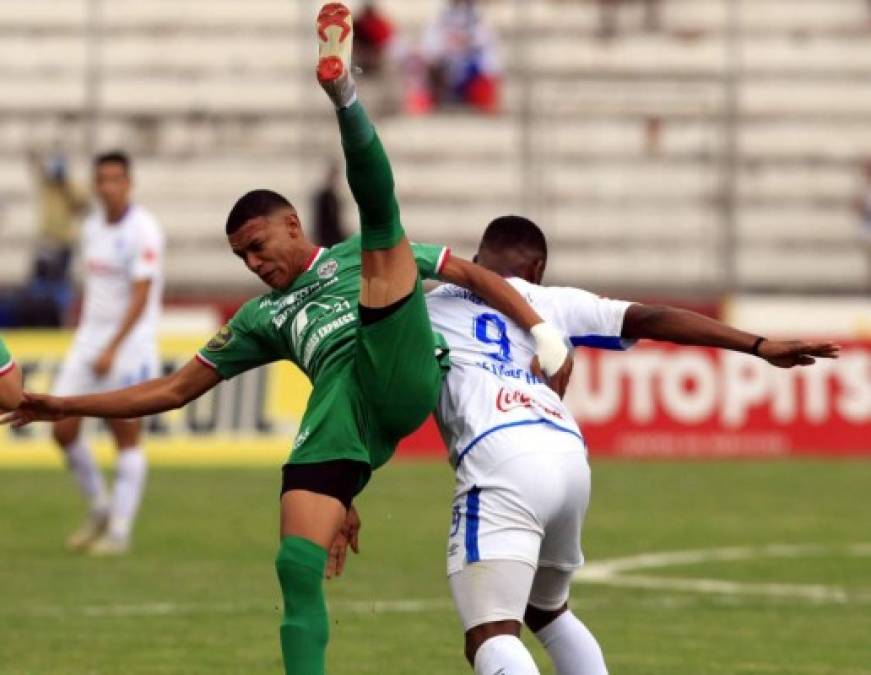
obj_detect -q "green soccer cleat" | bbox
[316,3,357,108]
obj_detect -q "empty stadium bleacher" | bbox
[0,0,868,293]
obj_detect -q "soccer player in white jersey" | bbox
[420,216,840,675]
[52,151,165,556]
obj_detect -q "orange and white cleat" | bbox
[316,3,357,108]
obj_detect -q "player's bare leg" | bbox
[88,418,147,556]
[280,490,346,551]
[317,2,418,308]
[53,417,110,551]
[277,489,347,675]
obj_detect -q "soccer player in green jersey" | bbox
[4,5,571,673]
[0,336,22,411]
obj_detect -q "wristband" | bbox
[530,323,569,377]
[751,337,765,356]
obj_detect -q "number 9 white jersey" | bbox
[425,278,635,471]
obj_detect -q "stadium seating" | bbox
[0,0,869,292]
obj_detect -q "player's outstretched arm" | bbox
[622,304,840,368]
[0,364,23,411]
[0,337,21,411]
[440,255,570,378]
[1,357,221,428]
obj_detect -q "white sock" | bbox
[474,635,540,675]
[534,611,608,675]
[64,439,109,515]
[108,448,148,541]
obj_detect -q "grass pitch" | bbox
[0,459,869,674]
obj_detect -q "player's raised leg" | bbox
[317,2,418,309]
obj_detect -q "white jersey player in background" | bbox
[420,216,839,675]
[52,151,164,556]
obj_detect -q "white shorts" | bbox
[446,424,591,577]
[53,342,160,397]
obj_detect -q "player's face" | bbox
[229,210,304,289]
[94,163,131,213]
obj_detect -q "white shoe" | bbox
[66,512,109,552]
[317,3,357,108]
[87,534,130,557]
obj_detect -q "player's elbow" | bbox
[623,303,671,339]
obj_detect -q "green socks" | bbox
[337,101,405,251]
[276,535,329,675]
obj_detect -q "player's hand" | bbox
[532,352,574,399]
[0,392,68,428]
[326,504,361,579]
[757,339,841,368]
[92,347,117,378]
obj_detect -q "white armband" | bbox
[530,323,569,377]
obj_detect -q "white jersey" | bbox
[73,204,165,357]
[426,278,634,469]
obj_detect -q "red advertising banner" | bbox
[400,341,871,459]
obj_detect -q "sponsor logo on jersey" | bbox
[478,360,542,385]
[495,387,564,420]
[206,325,234,351]
[317,259,338,280]
[293,427,311,451]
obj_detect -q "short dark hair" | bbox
[480,215,547,260]
[226,189,295,235]
[94,151,131,173]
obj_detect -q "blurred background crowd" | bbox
[1,0,870,330]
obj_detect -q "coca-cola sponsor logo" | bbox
[496,387,564,419]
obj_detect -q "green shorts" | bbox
[287,280,449,490]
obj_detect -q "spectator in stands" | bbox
[25,150,89,325]
[597,0,663,39]
[421,0,502,113]
[353,2,401,116]
[354,3,394,74]
[29,150,88,283]
[312,163,346,248]
[854,159,871,285]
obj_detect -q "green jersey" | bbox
[0,336,13,376]
[198,235,449,384]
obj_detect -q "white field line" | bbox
[573,543,871,603]
[5,544,870,620]
[2,598,456,620]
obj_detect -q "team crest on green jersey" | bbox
[317,259,338,280]
[206,325,234,351]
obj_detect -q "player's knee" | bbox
[275,536,329,647]
[464,620,521,666]
[524,602,568,633]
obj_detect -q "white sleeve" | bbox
[547,287,636,351]
[131,215,164,281]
